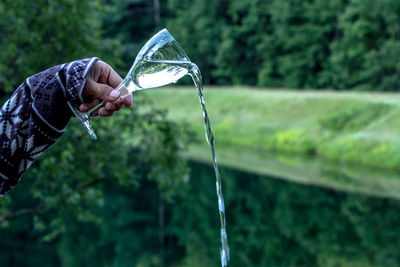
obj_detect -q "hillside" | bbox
[143,87,400,170]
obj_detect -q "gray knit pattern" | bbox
[0,57,98,197]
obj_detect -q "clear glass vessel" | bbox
[69,29,191,139]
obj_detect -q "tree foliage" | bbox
[4,161,399,266]
[0,0,115,95]
[3,0,400,93]
[168,162,400,266]
[100,0,169,74]
[164,0,400,90]
[0,0,190,263]
[3,0,400,265]
[0,95,190,265]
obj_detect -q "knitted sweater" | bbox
[0,58,98,197]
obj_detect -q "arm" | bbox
[0,58,129,197]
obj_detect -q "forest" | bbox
[2,0,400,95]
[2,0,400,266]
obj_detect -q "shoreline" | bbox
[143,87,400,170]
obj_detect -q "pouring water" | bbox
[70,29,230,266]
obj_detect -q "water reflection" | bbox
[1,154,399,266]
[170,161,400,266]
[185,144,400,199]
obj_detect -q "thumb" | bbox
[86,80,120,102]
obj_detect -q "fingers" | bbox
[104,102,121,112]
[104,94,132,110]
[98,107,114,117]
[85,79,121,102]
[93,60,123,89]
[122,94,133,108]
[103,62,123,89]
[79,99,102,113]
[79,94,132,118]
[81,60,131,118]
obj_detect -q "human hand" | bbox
[79,60,132,117]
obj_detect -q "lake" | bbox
[167,160,400,266]
[1,151,400,267]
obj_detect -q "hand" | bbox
[79,60,132,117]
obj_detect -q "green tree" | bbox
[214,0,272,85]
[361,40,400,91]
[164,0,400,90]
[0,0,119,96]
[101,0,170,74]
[0,1,191,264]
[0,95,190,265]
[327,0,388,90]
[166,0,229,84]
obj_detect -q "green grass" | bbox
[141,87,400,170]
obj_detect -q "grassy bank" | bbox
[143,87,400,170]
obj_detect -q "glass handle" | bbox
[68,80,130,140]
[88,101,105,118]
[68,102,98,140]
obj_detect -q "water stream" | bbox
[125,59,230,266]
[188,65,230,267]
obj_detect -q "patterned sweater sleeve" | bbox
[0,57,98,197]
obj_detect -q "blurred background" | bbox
[2,0,400,266]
